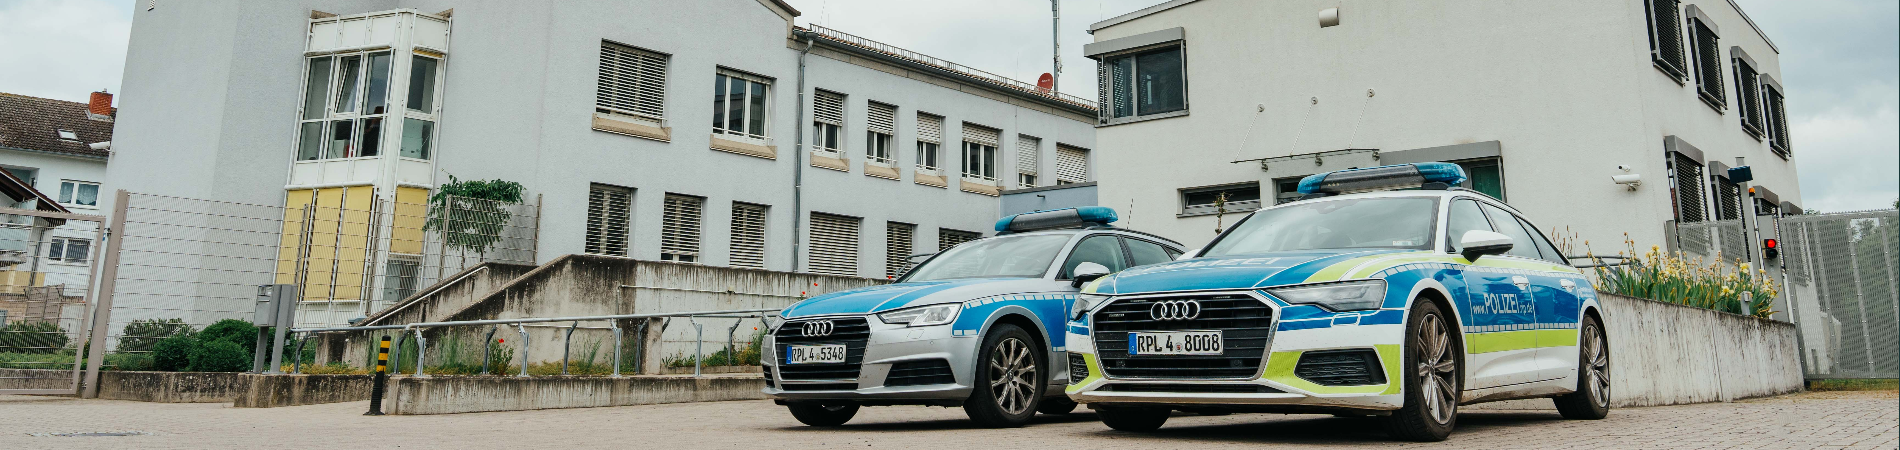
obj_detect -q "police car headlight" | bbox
[1072,294,1110,321]
[878,303,962,327]
[1267,280,1387,312]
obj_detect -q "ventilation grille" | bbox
[885,359,956,387]
[584,184,631,256]
[1293,349,1386,386]
[815,90,845,126]
[809,213,860,277]
[1068,352,1089,384]
[1055,145,1089,184]
[596,42,668,119]
[730,202,768,269]
[885,222,915,279]
[867,102,896,135]
[660,194,703,262]
[938,228,980,251]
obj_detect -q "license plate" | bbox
[785,344,848,364]
[1128,331,1223,356]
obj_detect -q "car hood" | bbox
[1085,248,1424,295]
[780,277,1054,318]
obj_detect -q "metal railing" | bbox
[803,25,1099,111]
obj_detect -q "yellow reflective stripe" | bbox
[1464,329,1578,354]
[1344,254,1462,279]
[1304,252,1428,283]
[1468,257,1580,274]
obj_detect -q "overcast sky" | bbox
[0,0,1891,211]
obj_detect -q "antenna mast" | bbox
[1051,0,1061,93]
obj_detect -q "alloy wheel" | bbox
[1581,323,1610,407]
[988,337,1038,415]
[1415,313,1458,425]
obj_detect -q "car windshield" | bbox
[900,234,1071,282]
[1202,197,1437,257]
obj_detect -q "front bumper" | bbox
[762,315,977,402]
[1065,293,1410,411]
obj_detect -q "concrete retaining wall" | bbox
[0,367,77,390]
[1598,293,1803,407]
[95,371,246,403]
[232,373,379,408]
[388,374,766,415]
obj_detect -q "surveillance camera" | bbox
[1616,164,1633,172]
[1611,174,1642,190]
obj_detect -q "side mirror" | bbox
[1459,230,1515,261]
[1070,262,1111,288]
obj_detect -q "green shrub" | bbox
[190,340,250,372]
[151,334,201,371]
[0,321,69,354]
[198,319,257,356]
[118,319,193,353]
[110,353,155,371]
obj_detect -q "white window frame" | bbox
[57,180,100,208]
[961,141,998,184]
[399,53,446,161]
[47,237,90,265]
[55,129,78,141]
[713,69,773,144]
[915,113,944,174]
[296,51,399,162]
[866,132,894,166]
[1098,43,1188,125]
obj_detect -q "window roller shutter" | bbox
[962,124,999,147]
[661,194,703,259]
[585,185,632,256]
[597,42,667,119]
[917,113,943,144]
[1016,135,1040,175]
[730,203,767,269]
[885,222,914,279]
[1055,145,1089,183]
[938,228,979,251]
[815,90,845,126]
[809,213,860,277]
[868,102,896,135]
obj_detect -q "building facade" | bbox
[109,0,1097,325]
[1082,0,1800,254]
[0,91,114,311]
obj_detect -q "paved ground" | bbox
[0,390,1892,449]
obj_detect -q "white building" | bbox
[109,1,1098,325]
[1082,0,1801,254]
[0,91,114,312]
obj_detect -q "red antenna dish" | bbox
[1036,73,1054,92]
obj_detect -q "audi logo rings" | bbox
[800,320,835,337]
[1149,300,1202,321]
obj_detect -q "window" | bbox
[1444,199,1494,254]
[1124,238,1175,266]
[1712,174,1743,220]
[939,228,980,251]
[1098,44,1186,123]
[915,113,944,172]
[1060,236,1128,279]
[1688,15,1725,111]
[584,184,632,256]
[1478,203,1545,260]
[1016,135,1041,188]
[961,124,1000,183]
[1452,158,1506,201]
[730,202,768,269]
[57,180,99,207]
[381,255,422,301]
[55,130,78,141]
[660,194,704,262]
[808,213,860,277]
[885,222,915,279]
[1273,177,1304,205]
[1180,183,1262,217]
[1733,55,1765,138]
[903,234,1068,281]
[1645,0,1688,81]
[4,167,36,187]
[811,90,845,157]
[866,102,896,165]
[596,41,669,123]
[297,51,397,161]
[1204,198,1438,256]
[713,70,771,141]
[1670,152,1706,222]
[1517,216,1568,265]
[1054,144,1090,184]
[1764,84,1791,157]
[47,237,89,264]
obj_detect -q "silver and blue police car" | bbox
[1064,163,1611,441]
[763,207,1186,428]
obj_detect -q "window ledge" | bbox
[1653,61,1688,86]
[1697,92,1726,114]
[810,152,850,172]
[1096,109,1189,128]
[915,172,948,188]
[863,162,900,180]
[710,135,777,160]
[959,182,1001,197]
[593,113,671,142]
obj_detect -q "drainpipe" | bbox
[791,37,814,273]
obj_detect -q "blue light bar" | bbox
[1295,162,1468,195]
[995,206,1119,233]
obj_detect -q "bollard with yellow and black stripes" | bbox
[366,335,390,416]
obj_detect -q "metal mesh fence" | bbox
[1777,210,1898,379]
[1675,218,1750,267]
[0,207,103,392]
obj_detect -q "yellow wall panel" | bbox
[390,187,429,255]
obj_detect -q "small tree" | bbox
[425,176,526,257]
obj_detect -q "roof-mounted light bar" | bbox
[995,206,1119,233]
[1295,162,1468,195]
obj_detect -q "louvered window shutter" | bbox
[585,185,632,256]
[808,213,860,277]
[1055,145,1090,183]
[868,102,896,135]
[1765,87,1790,155]
[1690,19,1724,106]
[885,222,914,279]
[1714,177,1742,221]
[661,194,703,262]
[596,42,668,120]
[1735,62,1763,136]
[1016,135,1040,175]
[1647,0,1687,80]
[729,203,768,269]
[815,90,845,126]
[938,228,979,251]
[1672,153,1705,223]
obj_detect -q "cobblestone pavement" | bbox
[0,390,1892,449]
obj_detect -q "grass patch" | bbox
[1807,379,1899,391]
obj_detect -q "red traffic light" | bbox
[1763,239,1777,249]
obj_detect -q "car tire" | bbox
[1553,315,1611,420]
[786,402,859,427]
[1380,300,1460,442]
[1037,396,1078,415]
[1096,406,1171,432]
[963,323,1045,428]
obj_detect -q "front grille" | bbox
[1099,383,1283,394]
[762,366,776,389]
[1091,293,1274,379]
[1068,352,1090,384]
[885,359,956,387]
[774,317,869,381]
[1294,349,1385,386]
[778,382,857,391]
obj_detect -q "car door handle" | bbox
[1511,276,1531,290]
